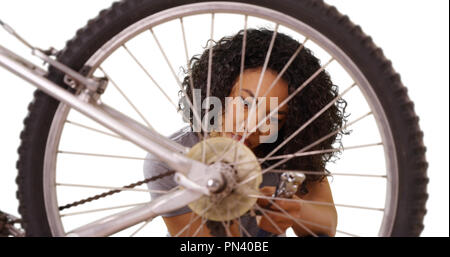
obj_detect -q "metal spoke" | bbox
[257,205,332,232]
[174,201,215,237]
[253,203,284,234]
[121,44,178,110]
[226,203,232,236]
[267,198,318,237]
[238,15,249,97]
[238,216,251,237]
[253,23,279,99]
[56,182,169,194]
[263,142,382,161]
[151,26,212,147]
[334,204,384,212]
[130,218,151,237]
[174,214,202,237]
[268,169,387,178]
[336,230,360,237]
[149,28,185,90]
[231,142,383,166]
[180,17,200,131]
[193,216,208,237]
[99,66,155,130]
[186,212,196,236]
[209,15,249,165]
[237,111,372,186]
[261,82,356,163]
[202,13,216,164]
[221,221,233,237]
[66,120,123,140]
[60,202,148,217]
[58,150,147,161]
[250,194,384,212]
[242,24,279,142]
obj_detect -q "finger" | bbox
[268,211,295,226]
[258,216,290,234]
[257,198,270,208]
[275,199,301,212]
[259,186,276,196]
[257,186,276,207]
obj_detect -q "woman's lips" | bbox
[233,134,242,141]
[230,133,250,147]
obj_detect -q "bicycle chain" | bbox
[57,169,239,236]
[58,170,175,211]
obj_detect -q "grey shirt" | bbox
[143,126,280,236]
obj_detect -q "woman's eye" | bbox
[239,96,251,107]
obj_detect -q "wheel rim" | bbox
[43,1,398,237]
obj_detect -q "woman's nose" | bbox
[242,106,266,133]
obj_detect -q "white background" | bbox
[0,0,448,236]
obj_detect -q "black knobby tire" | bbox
[16,0,428,236]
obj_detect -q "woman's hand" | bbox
[256,186,303,235]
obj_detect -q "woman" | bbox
[144,28,348,237]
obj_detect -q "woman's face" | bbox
[218,67,289,149]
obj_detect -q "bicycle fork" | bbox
[0,20,221,236]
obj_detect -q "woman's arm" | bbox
[292,178,337,237]
[257,178,337,237]
[163,178,337,237]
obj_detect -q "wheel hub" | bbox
[185,136,262,221]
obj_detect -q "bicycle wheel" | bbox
[16,0,428,237]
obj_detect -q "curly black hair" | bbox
[180,28,349,195]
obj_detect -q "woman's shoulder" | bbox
[144,126,198,163]
[144,126,198,174]
[169,126,199,148]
